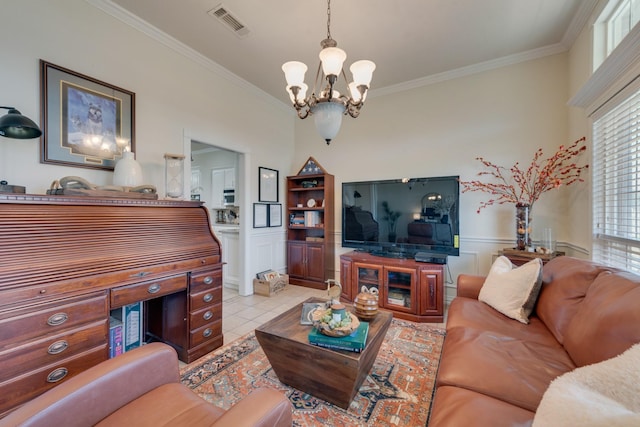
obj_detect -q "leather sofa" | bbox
[429,256,640,426]
[1,342,292,427]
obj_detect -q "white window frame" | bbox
[570,1,640,272]
[593,0,640,70]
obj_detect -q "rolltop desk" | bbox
[0,194,223,416]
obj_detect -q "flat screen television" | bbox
[342,176,459,259]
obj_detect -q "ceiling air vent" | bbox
[207,4,250,38]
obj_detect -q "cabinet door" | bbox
[223,168,235,190]
[383,266,417,314]
[211,170,225,208]
[353,262,382,295]
[340,258,353,301]
[305,244,325,282]
[287,242,306,279]
[418,268,443,315]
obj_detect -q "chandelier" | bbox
[282,0,375,145]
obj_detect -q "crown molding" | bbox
[369,43,567,98]
[85,0,291,114]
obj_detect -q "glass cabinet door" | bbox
[354,263,382,295]
[384,267,417,312]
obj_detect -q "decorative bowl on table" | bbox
[311,303,360,337]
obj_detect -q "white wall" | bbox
[1,0,596,300]
[0,0,293,295]
[293,53,591,301]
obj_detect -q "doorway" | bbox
[189,140,245,293]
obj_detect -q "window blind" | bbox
[592,86,640,272]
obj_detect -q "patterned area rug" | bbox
[180,319,445,427]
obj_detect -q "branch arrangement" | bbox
[459,137,588,213]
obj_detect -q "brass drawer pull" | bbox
[47,340,69,355]
[47,367,68,383]
[147,283,161,294]
[203,328,212,338]
[203,276,213,285]
[203,293,213,303]
[203,310,213,321]
[47,313,68,326]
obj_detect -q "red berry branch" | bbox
[459,137,588,213]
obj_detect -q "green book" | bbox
[308,321,369,353]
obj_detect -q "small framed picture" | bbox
[264,271,280,281]
[269,203,282,227]
[253,203,268,228]
[259,167,278,202]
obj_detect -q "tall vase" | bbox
[515,203,532,250]
[113,151,143,187]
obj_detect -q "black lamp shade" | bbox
[0,108,42,139]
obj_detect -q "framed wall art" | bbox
[259,167,278,202]
[253,203,268,228]
[40,60,135,170]
[269,203,282,227]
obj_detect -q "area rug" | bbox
[180,319,445,426]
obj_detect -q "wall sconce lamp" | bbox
[0,106,42,139]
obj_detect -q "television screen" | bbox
[342,176,460,258]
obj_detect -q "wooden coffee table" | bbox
[255,297,393,409]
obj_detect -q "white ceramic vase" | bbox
[113,151,143,187]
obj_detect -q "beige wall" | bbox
[0,0,293,199]
[294,53,591,296]
[0,0,294,295]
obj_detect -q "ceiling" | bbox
[110,0,598,105]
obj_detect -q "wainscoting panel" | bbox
[251,230,287,278]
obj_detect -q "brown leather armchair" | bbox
[1,342,292,427]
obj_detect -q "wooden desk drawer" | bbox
[190,320,222,348]
[0,320,107,383]
[190,269,221,294]
[189,287,222,311]
[0,293,108,349]
[189,303,222,330]
[0,345,107,415]
[111,275,187,308]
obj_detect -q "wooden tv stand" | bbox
[339,251,444,323]
[0,194,223,416]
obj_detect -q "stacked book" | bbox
[308,322,369,353]
[304,211,321,227]
[290,213,305,226]
[109,301,144,357]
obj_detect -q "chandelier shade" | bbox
[312,102,345,144]
[319,47,347,76]
[282,0,375,145]
[282,61,308,87]
[350,60,376,86]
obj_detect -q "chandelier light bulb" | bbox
[349,82,365,103]
[319,47,347,76]
[282,61,308,87]
[286,83,308,103]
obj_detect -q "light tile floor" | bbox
[222,284,327,344]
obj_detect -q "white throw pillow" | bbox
[533,343,640,427]
[478,256,543,324]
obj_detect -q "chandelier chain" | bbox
[326,0,332,40]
